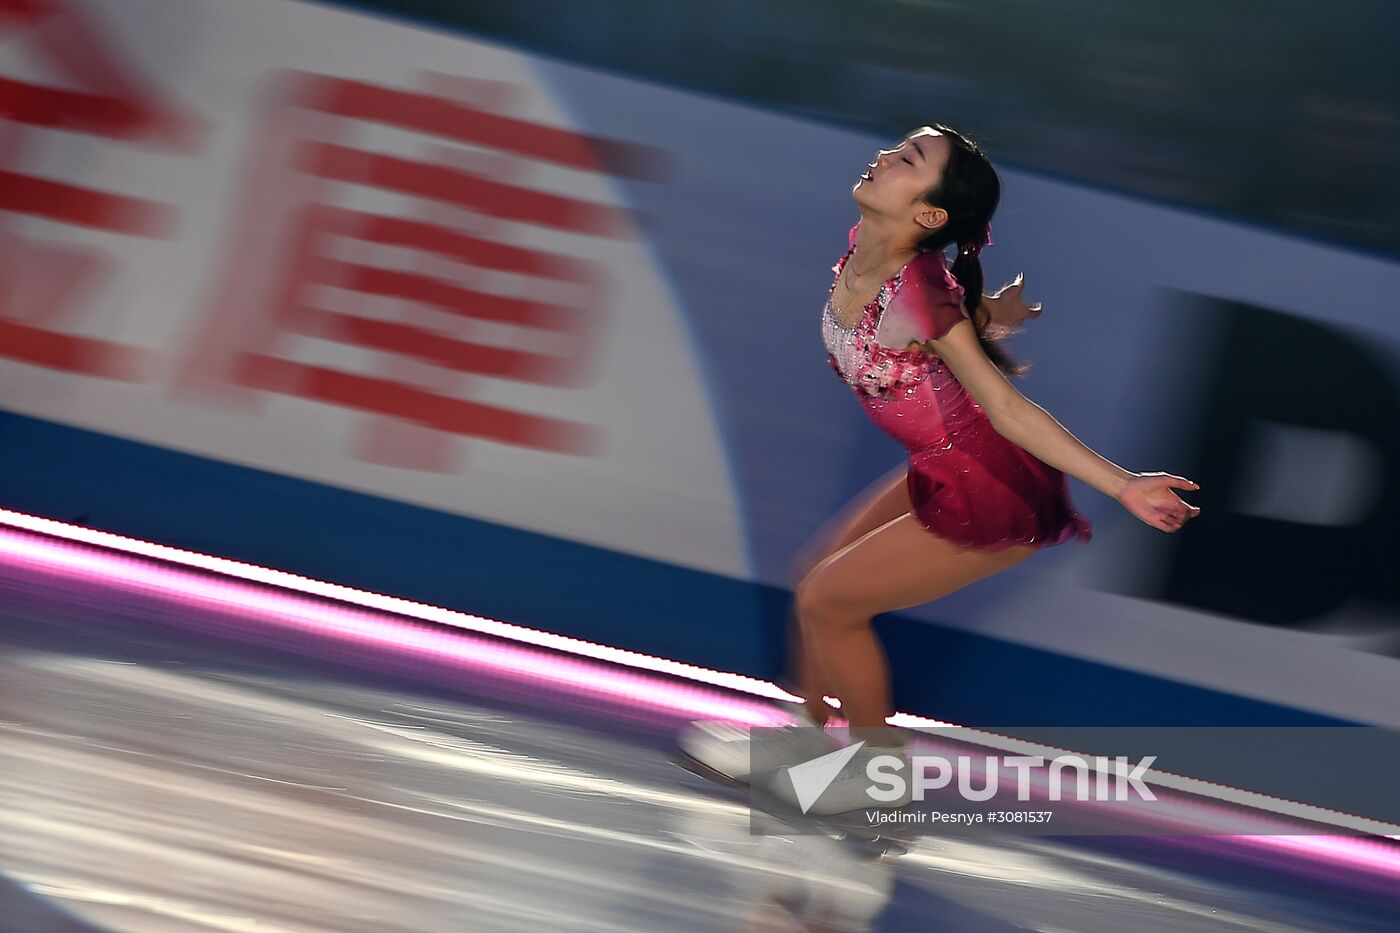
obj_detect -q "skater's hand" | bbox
[1118,473,1201,532]
[979,274,1042,332]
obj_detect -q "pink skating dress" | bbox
[821,223,1092,551]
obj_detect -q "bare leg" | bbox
[783,464,913,724]
[795,514,1038,745]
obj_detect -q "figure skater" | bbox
[679,124,1200,814]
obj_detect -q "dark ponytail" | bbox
[915,124,1028,378]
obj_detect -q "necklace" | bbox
[842,238,915,291]
[833,250,898,323]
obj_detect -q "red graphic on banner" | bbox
[178,71,663,471]
[0,0,200,380]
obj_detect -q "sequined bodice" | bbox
[821,296,865,385]
[820,260,932,398]
[821,240,988,450]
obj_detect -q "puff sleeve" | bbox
[884,251,970,344]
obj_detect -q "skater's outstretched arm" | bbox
[928,319,1201,534]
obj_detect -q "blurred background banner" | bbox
[2,0,1399,729]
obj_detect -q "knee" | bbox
[794,571,858,633]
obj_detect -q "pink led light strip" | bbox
[0,506,795,703]
[1,506,1398,879]
[0,519,786,726]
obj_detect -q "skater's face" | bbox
[853,127,953,233]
